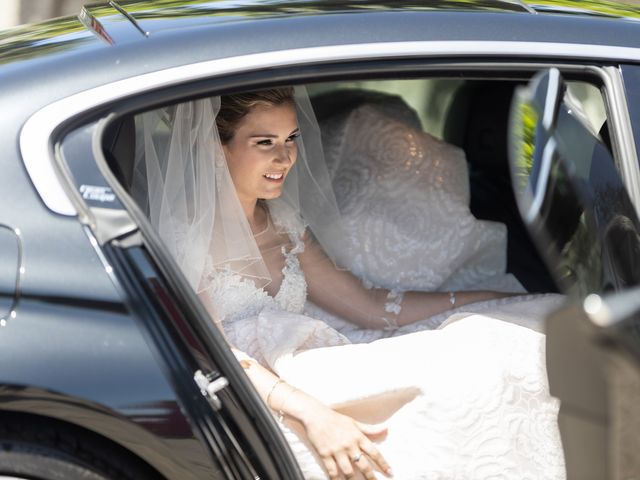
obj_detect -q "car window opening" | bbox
[101,74,618,478]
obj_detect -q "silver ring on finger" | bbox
[352,452,363,463]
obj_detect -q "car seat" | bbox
[443,80,558,292]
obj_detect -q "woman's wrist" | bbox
[276,386,328,426]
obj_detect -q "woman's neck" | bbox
[244,198,268,235]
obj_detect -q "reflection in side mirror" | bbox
[508,68,564,226]
[508,68,640,298]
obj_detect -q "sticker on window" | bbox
[79,185,116,203]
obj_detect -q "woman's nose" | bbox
[273,144,293,165]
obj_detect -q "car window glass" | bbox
[105,77,620,304]
[566,81,607,137]
[309,78,465,140]
[620,64,640,167]
[59,124,124,210]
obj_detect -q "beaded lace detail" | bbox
[208,206,308,325]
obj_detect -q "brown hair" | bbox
[216,87,295,144]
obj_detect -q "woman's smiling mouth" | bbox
[263,172,284,181]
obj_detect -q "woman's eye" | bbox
[257,139,273,146]
[287,133,300,142]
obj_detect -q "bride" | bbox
[133,87,566,479]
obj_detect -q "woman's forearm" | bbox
[317,286,514,330]
[235,350,321,424]
[394,289,513,327]
[301,242,517,330]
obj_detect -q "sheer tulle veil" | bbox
[131,86,347,298]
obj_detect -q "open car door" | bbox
[509,68,640,480]
[57,116,304,480]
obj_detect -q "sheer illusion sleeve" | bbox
[300,234,507,330]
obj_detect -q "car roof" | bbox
[0,0,637,63]
[95,0,640,33]
[1,0,640,121]
[1,0,531,65]
[1,0,639,66]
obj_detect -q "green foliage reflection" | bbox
[530,0,640,18]
[511,98,538,196]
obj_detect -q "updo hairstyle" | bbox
[216,87,295,144]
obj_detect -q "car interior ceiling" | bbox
[102,78,561,295]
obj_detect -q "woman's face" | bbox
[223,102,299,207]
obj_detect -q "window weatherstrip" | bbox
[21,40,640,216]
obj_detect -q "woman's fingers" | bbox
[359,438,393,477]
[354,421,392,476]
[349,449,378,480]
[335,451,356,478]
[321,455,340,479]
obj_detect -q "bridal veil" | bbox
[131,87,347,305]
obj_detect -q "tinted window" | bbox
[621,64,640,164]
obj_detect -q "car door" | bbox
[509,68,640,480]
[57,113,304,479]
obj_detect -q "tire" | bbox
[0,415,160,480]
[0,441,110,480]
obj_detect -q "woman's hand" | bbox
[239,355,393,478]
[293,393,393,479]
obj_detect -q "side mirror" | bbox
[508,68,640,299]
[508,68,564,226]
[509,68,640,479]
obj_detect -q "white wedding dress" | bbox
[210,216,565,479]
[134,92,565,478]
[207,105,566,479]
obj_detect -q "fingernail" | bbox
[386,467,394,477]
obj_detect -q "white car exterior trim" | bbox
[21,40,640,215]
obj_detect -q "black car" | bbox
[1,1,640,479]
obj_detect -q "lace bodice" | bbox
[208,230,307,324]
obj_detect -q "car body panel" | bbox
[0,87,219,475]
[2,1,640,478]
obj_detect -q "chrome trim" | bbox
[542,68,560,130]
[527,137,556,224]
[603,66,640,218]
[584,285,640,328]
[0,224,23,328]
[20,40,640,216]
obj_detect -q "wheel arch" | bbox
[0,386,206,480]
